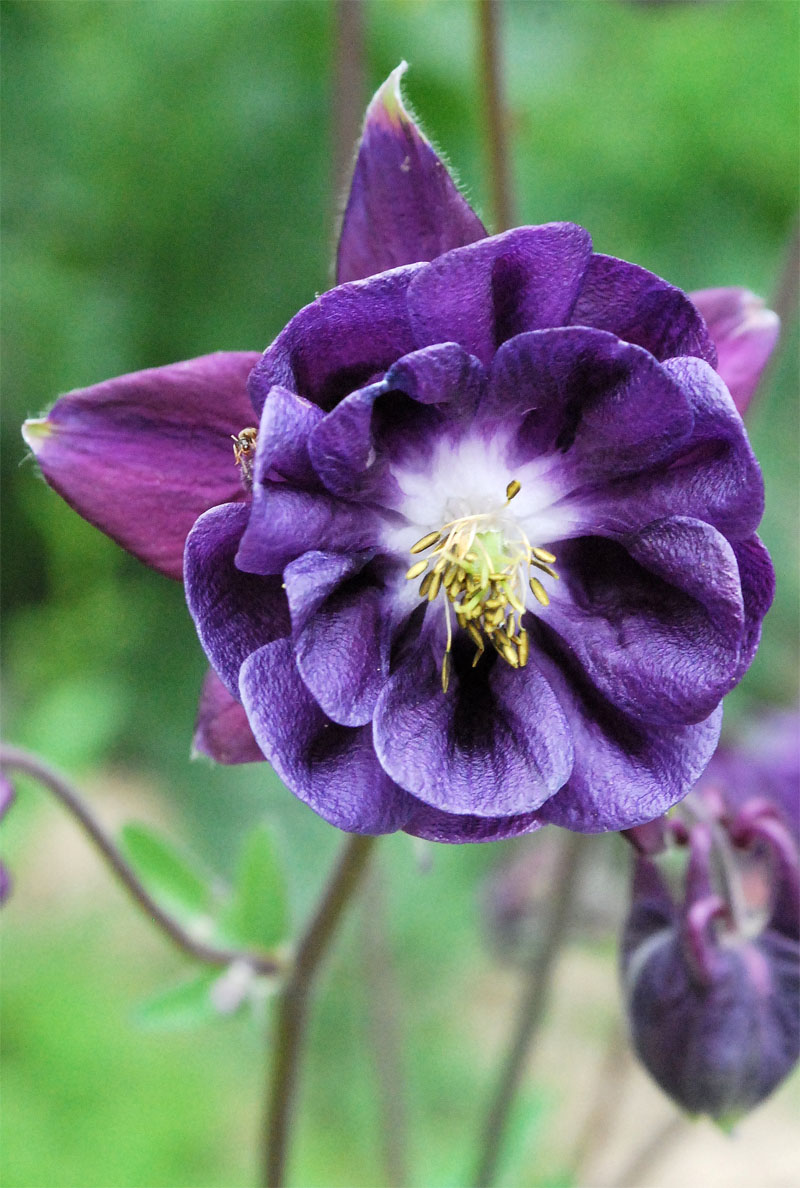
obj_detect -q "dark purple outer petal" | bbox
[23,352,260,581]
[247,264,423,416]
[184,502,290,697]
[546,518,747,727]
[336,63,487,285]
[531,627,723,832]
[193,669,265,765]
[571,254,716,366]
[372,640,574,817]
[486,328,693,479]
[407,224,593,365]
[240,639,413,834]
[572,357,765,541]
[690,287,780,417]
[731,535,775,680]
[403,802,543,844]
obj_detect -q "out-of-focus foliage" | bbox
[1,2,798,1186]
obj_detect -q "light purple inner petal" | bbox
[373,637,574,817]
[184,502,290,696]
[532,635,724,832]
[240,639,414,834]
[545,519,746,727]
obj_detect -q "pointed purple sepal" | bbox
[23,352,260,580]
[690,287,779,417]
[336,63,486,284]
[192,669,265,765]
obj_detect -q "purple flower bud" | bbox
[621,712,800,1120]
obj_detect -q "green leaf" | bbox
[119,822,214,921]
[221,824,289,951]
[133,971,219,1031]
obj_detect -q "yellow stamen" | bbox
[529,577,550,607]
[405,559,428,581]
[410,530,442,554]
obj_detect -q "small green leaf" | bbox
[119,822,214,921]
[221,824,289,951]
[134,971,220,1031]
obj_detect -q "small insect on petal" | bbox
[406,560,428,580]
[530,577,550,607]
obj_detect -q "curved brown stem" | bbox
[472,830,586,1187]
[0,743,283,977]
[263,831,377,1187]
[477,0,515,232]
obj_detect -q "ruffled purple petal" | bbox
[283,551,391,727]
[571,357,764,540]
[730,534,776,680]
[690,287,780,416]
[546,519,746,727]
[236,485,387,575]
[239,639,413,834]
[248,265,423,416]
[253,385,324,488]
[407,224,593,365]
[336,63,486,285]
[22,352,260,580]
[403,802,543,844]
[184,502,290,696]
[532,636,723,832]
[308,344,485,503]
[192,669,265,765]
[373,640,573,817]
[571,255,716,365]
[487,328,693,479]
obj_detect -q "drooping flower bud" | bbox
[621,712,800,1122]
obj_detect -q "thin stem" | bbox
[0,744,282,977]
[609,1112,685,1188]
[477,0,515,231]
[331,0,367,216]
[360,865,409,1188]
[568,1018,631,1182]
[263,831,377,1188]
[471,830,586,1188]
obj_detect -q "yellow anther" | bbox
[532,546,556,564]
[410,531,442,554]
[419,571,434,598]
[505,478,522,502]
[501,642,519,668]
[441,652,451,694]
[518,629,530,668]
[532,559,559,580]
[427,571,442,601]
[443,564,459,588]
[406,559,428,581]
[529,577,550,607]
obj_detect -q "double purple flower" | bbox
[23,66,778,842]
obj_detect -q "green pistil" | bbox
[404,480,559,691]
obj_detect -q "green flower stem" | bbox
[0,744,283,977]
[471,830,587,1188]
[477,0,515,232]
[263,831,377,1188]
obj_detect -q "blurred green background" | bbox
[1,2,798,1186]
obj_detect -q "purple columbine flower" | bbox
[22,65,777,842]
[621,710,800,1122]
